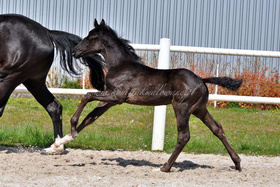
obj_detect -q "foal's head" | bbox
[72,19,106,58]
[73,19,140,61]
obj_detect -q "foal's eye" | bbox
[87,35,98,41]
[90,36,98,40]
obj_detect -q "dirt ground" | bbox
[0,146,279,187]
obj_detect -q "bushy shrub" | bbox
[79,72,94,89]
[216,68,279,109]
[61,76,82,89]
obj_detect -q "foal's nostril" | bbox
[72,48,76,55]
[72,48,81,58]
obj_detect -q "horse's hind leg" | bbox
[193,107,241,171]
[0,88,15,117]
[0,75,22,117]
[0,93,10,117]
[24,80,63,139]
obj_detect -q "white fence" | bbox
[131,41,280,105]
[133,44,280,58]
[14,38,280,151]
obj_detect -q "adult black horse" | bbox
[52,20,242,172]
[0,14,105,147]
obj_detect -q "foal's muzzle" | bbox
[72,48,82,59]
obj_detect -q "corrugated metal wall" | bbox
[1,0,279,51]
[1,0,280,82]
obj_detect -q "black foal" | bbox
[52,19,242,172]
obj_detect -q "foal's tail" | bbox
[203,77,242,91]
[48,30,105,91]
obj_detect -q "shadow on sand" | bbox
[101,157,214,172]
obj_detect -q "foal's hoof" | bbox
[160,163,171,172]
[235,163,242,172]
[71,130,78,139]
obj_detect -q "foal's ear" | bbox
[94,19,99,28]
[100,19,106,26]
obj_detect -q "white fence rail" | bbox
[13,87,280,105]
[131,44,280,58]
[13,87,97,96]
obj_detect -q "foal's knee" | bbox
[70,116,78,125]
[81,93,93,103]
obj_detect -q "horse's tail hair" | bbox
[203,77,242,91]
[48,30,82,75]
[48,30,105,91]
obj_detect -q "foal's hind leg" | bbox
[193,107,241,171]
[160,102,194,172]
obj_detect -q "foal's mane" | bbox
[99,24,142,62]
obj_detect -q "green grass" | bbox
[0,97,279,156]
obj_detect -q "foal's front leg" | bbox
[73,102,116,134]
[71,90,126,135]
[44,102,114,154]
[70,92,96,137]
[44,90,124,154]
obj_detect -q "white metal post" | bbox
[82,64,86,89]
[152,38,171,151]
[214,63,219,108]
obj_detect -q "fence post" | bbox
[214,63,219,108]
[81,63,86,89]
[152,38,171,151]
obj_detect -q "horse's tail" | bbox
[48,30,105,91]
[203,77,242,91]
